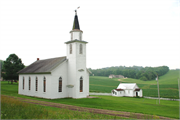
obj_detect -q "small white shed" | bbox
[112,83,143,97]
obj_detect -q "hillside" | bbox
[90,70,180,99]
[89,66,169,81]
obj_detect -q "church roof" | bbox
[18,56,66,74]
[72,10,80,30]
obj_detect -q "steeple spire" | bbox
[72,10,80,30]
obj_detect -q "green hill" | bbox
[90,70,180,99]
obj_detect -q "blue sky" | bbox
[0,0,180,69]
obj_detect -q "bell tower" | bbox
[65,10,89,98]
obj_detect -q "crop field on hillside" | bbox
[90,70,180,98]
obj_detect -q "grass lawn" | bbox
[90,70,180,98]
[1,81,179,119]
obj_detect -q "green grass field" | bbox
[90,70,180,98]
[0,80,179,119]
[1,95,125,119]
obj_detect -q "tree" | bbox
[139,76,148,81]
[2,54,25,84]
[0,60,4,79]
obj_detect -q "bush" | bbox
[139,76,148,81]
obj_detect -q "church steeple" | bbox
[69,10,83,41]
[72,10,80,30]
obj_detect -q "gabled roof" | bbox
[115,88,124,91]
[134,88,141,91]
[117,83,137,89]
[18,56,66,74]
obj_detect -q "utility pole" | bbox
[156,74,160,104]
[178,78,180,119]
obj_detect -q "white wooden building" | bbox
[18,10,90,99]
[112,83,143,97]
[109,74,124,79]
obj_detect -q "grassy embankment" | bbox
[90,70,180,99]
[1,95,124,119]
[1,80,179,119]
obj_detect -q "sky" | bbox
[0,0,180,70]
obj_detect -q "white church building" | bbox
[18,10,91,99]
[112,83,143,97]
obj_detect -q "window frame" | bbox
[79,32,82,40]
[29,77,31,90]
[35,77,38,91]
[79,44,83,54]
[59,77,62,92]
[23,77,25,90]
[70,44,72,54]
[80,77,83,92]
[71,32,73,40]
[43,77,46,92]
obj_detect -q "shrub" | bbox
[139,76,148,81]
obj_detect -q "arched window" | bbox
[29,77,31,90]
[23,77,25,90]
[71,33,73,40]
[35,77,38,91]
[80,77,83,92]
[70,44,72,54]
[79,44,83,54]
[79,32,82,40]
[43,77,46,92]
[59,77,62,92]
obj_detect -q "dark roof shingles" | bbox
[115,89,124,91]
[18,56,66,74]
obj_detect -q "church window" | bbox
[70,44,72,54]
[35,77,38,91]
[80,77,83,92]
[79,33,82,40]
[29,77,31,90]
[23,77,25,90]
[59,77,62,92]
[79,44,83,54]
[71,33,73,40]
[43,77,46,92]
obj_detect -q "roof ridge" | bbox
[37,56,66,61]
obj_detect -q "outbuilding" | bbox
[112,83,143,97]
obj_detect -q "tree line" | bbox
[89,66,169,81]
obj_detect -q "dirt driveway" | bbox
[2,95,173,119]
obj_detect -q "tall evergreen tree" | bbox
[2,54,25,84]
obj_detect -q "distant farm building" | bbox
[109,74,124,79]
[111,83,143,97]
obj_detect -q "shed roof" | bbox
[117,83,137,89]
[18,56,66,74]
